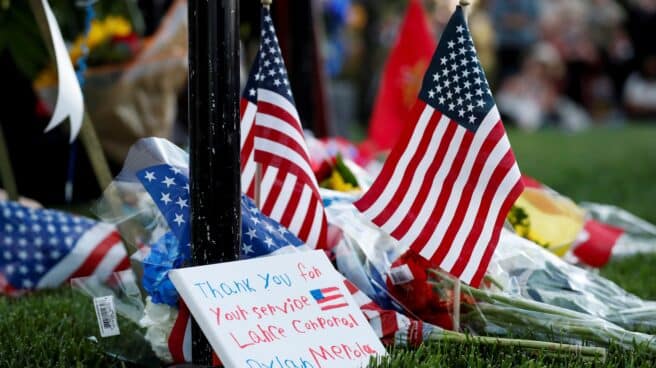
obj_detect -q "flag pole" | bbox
[0,124,18,201]
[254,164,262,208]
[449,0,471,333]
[188,0,241,365]
[253,0,272,209]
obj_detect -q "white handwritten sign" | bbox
[169,250,386,368]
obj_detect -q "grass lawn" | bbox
[2,126,656,367]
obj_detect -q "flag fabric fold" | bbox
[355,6,524,287]
[0,201,129,295]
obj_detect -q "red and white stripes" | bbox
[355,103,523,286]
[240,98,258,198]
[39,223,129,288]
[251,89,328,250]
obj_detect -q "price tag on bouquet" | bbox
[93,295,121,338]
[169,250,386,368]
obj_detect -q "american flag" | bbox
[137,164,190,247]
[137,163,306,259]
[240,6,328,250]
[354,6,524,287]
[240,194,307,258]
[0,201,129,295]
[310,286,349,311]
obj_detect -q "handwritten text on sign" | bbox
[169,250,386,368]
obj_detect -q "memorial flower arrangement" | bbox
[84,138,438,364]
[323,192,656,356]
[78,137,622,365]
[512,176,656,267]
[25,0,189,164]
[33,14,140,89]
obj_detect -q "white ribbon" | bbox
[41,0,84,142]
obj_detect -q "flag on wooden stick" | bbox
[355,6,524,286]
[240,6,328,250]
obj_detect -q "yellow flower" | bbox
[33,67,57,89]
[102,16,132,38]
[322,170,359,193]
[70,16,134,62]
[512,188,585,256]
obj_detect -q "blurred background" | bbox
[0,0,655,206]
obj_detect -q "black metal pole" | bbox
[188,0,241,365]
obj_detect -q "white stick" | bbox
[452,276,461,332]
[254,163,262,208]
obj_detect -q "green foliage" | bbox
[0,0,144,79]
[601,253,656,300]
[0,289,121,367]
[335,153,360,187]
[0,1,49,79]
[508,205,530,236]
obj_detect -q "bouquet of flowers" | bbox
[75,136,614,365]
[484,229,656,334]
[322,191,656,354]
[509,176,656,267]
[79,138,451,364]
[32,0,189,164]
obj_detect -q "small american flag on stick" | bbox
[355,6,523,287]
[240,5,328,250]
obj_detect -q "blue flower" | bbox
[142,232,190,306]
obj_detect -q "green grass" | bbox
[508,126,656,224]
[2,126,656,367]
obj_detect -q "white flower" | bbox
[139,297,178,363]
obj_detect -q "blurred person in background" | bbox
[489,0,540,86]
[496,43,589,131]
[584,0,631,122]
[626,0,656,62]
[623,53,656,120]
[541,2,599,108]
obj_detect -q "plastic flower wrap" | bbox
[577,202,656,260]
[511,176,656,267]
[486,229,656,334]
[87,137,457,364]
[90,138,192,363]
[323,191,656,353]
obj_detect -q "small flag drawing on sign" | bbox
[309,287,348,311]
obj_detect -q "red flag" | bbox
[520,175,626,267]
[356,6,523,287]
[572,220,625,267]
[366,0,436,152]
